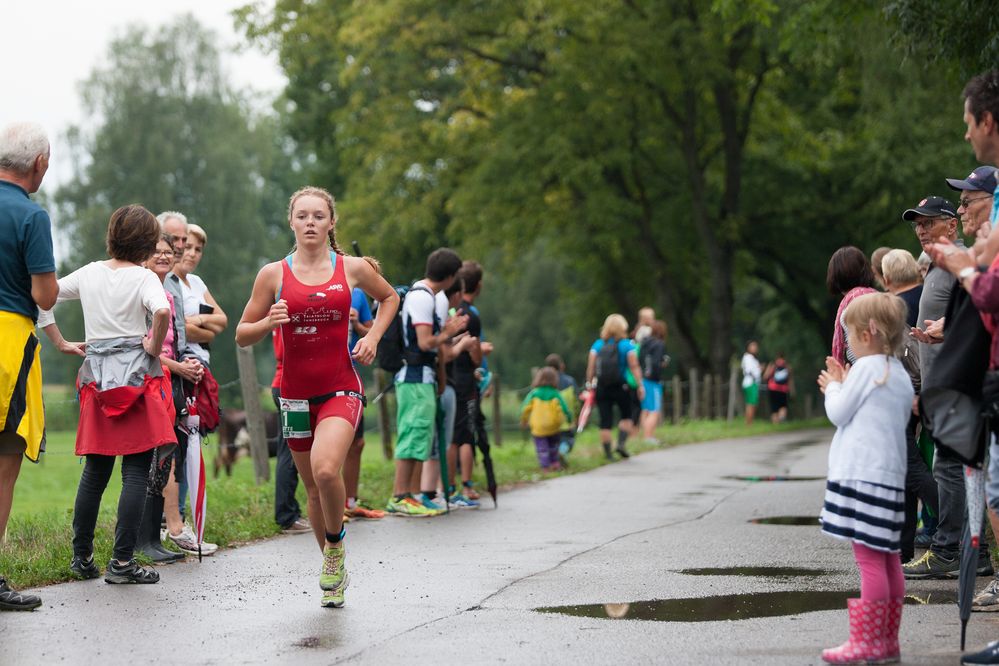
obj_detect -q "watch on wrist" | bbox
[958,266,977,281]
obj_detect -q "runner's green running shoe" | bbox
[320,543,346,591]
[321,573,348,608]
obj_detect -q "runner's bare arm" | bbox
[344,256,399,365]
[30,272,59,310]
[235,263,288,347]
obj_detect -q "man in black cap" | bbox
[900,195,992,580]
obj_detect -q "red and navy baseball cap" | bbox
[901,195,958,221]
[946,166,998,194]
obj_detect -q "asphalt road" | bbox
[3,428,997,665]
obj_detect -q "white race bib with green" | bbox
[279,398,311,439]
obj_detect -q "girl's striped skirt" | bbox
[820,479,904,553]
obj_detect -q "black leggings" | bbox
[72,450,154,562]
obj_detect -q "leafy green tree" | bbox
[48,14,298,390]
[240,0,973,379]
[885,0,999,77]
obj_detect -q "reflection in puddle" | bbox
[724,475,825,482]
[678,566,827,578]
[537,590,956,622]
[750,516,818,526]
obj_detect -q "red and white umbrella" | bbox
[185,394,207,561]
[576,388,595,434]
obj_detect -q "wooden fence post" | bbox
[672,375,682,424]
[236,344,270,484]
[704,374,713,421]
[376,368,393,460]
[689,369,699,420]
[492,375,502,447]
[727,367,738,422]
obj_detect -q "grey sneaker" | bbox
[903,551,960,579]
[973,578,999,612]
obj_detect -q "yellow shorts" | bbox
[0,311,45,461]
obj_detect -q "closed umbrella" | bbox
[576,388,595,434]
[960,464,986,650]
[185,394,208,562]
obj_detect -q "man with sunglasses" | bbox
[948,166,998,246]
[899,196,991,581]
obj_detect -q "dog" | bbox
[214,408,280,478]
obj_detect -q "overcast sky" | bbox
[2,1,286,189]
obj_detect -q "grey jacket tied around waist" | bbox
[78,337,163,391]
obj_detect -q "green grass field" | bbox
[2,417,828,588]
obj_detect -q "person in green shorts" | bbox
[741,340,761,425]
[387,249,467,516]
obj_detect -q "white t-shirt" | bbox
[824,354,913,488]
[37,262,169,342]
[741,352,761,388]
[395,280,441,384]
[180,273,211,362]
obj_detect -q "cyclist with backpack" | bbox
[586,314,645,460]
[638,320,668,443]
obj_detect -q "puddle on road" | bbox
[724,475,824,482]
[678,566,827,578]
[536,590,955,622]
[750,516,818,526]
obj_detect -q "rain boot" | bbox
[882,597,903,663]
[135,495,184,564]
[821,598,888,664]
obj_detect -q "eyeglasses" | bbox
[909,216,951,230]
[152,250,174,258]
[958,194,992,208]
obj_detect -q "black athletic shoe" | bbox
[105,559,160,584]
[0,578,41,611]
[70,555,101,580]
[615,447,630,459]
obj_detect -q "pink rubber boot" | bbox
[881,598,903,663]
[821,598,889,664]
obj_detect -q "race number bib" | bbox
[279,398,311,439]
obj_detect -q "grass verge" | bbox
[1,417,828,588]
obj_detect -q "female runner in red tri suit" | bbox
[236,187,398,608]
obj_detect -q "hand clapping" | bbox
[817,356,848,394]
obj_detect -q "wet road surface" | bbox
[3,428,996,665]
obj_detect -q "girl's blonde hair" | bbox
[533,366,559,389]
[288,186,342,255]
[844,293,909,384]
[600,314,629,341]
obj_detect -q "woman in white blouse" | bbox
[40,204,175,585]
[172,223,227,365]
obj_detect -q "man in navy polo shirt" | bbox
[0,122,59,611]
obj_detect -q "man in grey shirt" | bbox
[900,195,989,579]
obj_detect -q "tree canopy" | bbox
[47,15,298,390]
[238,0,974,385]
